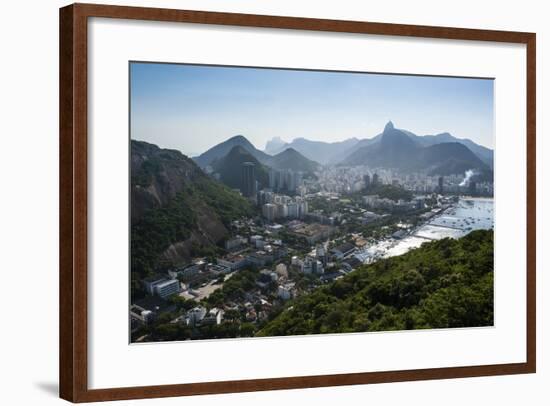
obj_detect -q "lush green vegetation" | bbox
[308,196,340,215]
[131,189,195,276]
[140,320,257,342]
[204,269,264,307]
[131,177,254,299]
[365,184,414,202]
[309,184,413,217]
[257,229,493,336]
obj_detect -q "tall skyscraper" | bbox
[372,173,379,187]
[268,168,277,191]
[363,174,371,190]
[241,162,256,198]
[438,176,444,194]
[262,203,277,222]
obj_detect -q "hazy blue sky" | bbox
[130,62,494,156]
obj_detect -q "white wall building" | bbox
[277,284,294,300]
[187,306,207,326]
[153,279,181,299]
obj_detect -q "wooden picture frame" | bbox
[59,3,536,402]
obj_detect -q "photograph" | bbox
[129,62,495,343]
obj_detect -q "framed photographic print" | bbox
[59,3,536,402]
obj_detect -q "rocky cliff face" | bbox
[131,140,252,273]
[131,140,203,223]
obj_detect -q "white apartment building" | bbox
[153,279,181,299]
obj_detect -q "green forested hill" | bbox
[258,229,493,336]
[130,140,254,299]
[212,145,269,190]
[269,148,320,173]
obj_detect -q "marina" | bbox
[356,198,494,263]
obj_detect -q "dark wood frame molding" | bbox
[59,3,536,402]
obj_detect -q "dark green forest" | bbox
[366,184,414,202]
[258,229,493,336]
[132,180,253,271]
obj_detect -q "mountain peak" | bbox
[195,134,272,168]
[280,147,299,155]
[384,121,395,132]
[227,134,251,144]
[227,144,255,158]
[270,147,319,172]
[264,136,287,154]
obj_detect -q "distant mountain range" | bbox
[194,135,320,174]
[406,131,493,169]
[344,121,491,178]
[264,136,287,155]
[192,121,492,182]
[265,137,360,165]
[261,123,493,169]
[269,147,320,173]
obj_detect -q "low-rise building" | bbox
[362,211,381,224]
[153,278,181,299]
[187,306,207,326]
[168,264,199,281]
[302,257,324,275]
[143,274,168,296]
[392,229,408,239]
[331,242,356,260]
[224,236,247,250]
[277,282,295,300]
[218,254,247,271]
[275,263,288,279]
[320,269,347,283]
[266,224,284,234]
[246,251,272,267]
[206,263,231,274]
[131,296,176,326]
[292,223,334,244]
[291,256,303,269]
[143,274,181,299]
[363,194,380,207]
[342,256,362,272]
[250,234,263,245]
[202,308,224,325]
[129,304,155,327]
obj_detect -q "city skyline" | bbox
[130,62,495,156]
